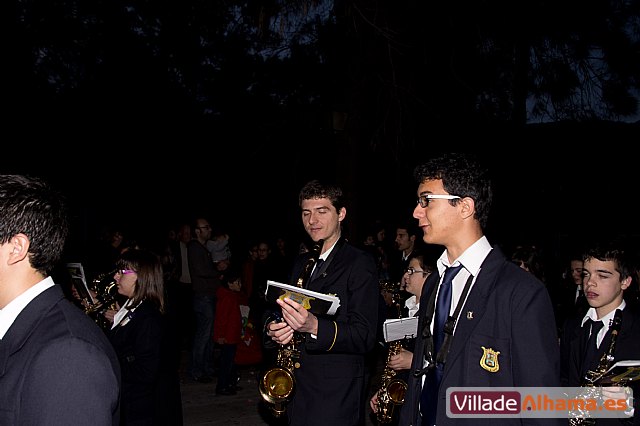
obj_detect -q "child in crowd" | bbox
[213,268,243,396]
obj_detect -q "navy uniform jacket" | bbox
[108,299,181,425]
[286,238,379,426]
[398,247,563,426]
[564,307,640,426]
[0,284,121,425]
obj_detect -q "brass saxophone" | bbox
[376,281,408,424]
[569,309,623,426]
[84,270,119,330]
[259,239,324,417]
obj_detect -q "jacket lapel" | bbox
[442,249,504,378]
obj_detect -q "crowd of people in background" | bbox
[56,197,640,424]
[56,203,640,425]
[4,165,640,426]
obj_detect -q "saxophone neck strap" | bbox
[414,257,510,377]
[414,272,473,376]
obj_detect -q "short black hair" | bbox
[298,179,346,212]
[413,153,493,229]
[0,175,69,275]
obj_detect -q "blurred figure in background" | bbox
[188,217,221,383]
[213,266,243,396]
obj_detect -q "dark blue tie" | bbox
[581,319,604,376]
[420,264,464,425]
[310,258,324,281]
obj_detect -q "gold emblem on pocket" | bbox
[480,346,500,372]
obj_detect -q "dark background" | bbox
[12,120,639,266]
[5,0,640,263]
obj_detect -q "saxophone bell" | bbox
[259,365,295,417]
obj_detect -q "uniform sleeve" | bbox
[511,278,562,388]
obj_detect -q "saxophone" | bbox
[84,270,119,330]
[569,309,623,426]
[259,239,324,417]
[376,281,408,424]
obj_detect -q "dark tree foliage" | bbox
[8,0,639,135]
[5,0,639,247]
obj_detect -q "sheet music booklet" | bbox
[265,280,341,316]
[383,317,419,342]
[596,359,640,386]
[66,262,95,304]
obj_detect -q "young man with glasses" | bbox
[398,153,563,426]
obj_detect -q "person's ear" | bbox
[338,207,346,222]
[621,275,632,291]
[8,234,30,264]
[459,197,475,220]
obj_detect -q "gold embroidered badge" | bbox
[281,290,313,310]
[480,346,500,372]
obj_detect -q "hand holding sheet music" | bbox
[66,262,95,304]
[265,280,341,315]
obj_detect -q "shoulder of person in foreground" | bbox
[20,334,120,425]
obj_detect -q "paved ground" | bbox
[181,363,274,426]
[180,351,381,426]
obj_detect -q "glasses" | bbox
[196,225,211,230]
[416,194,461,208]
[117,269,136,275]
[405,267,428,276]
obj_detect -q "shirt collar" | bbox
[0,277,55,339]
[405,295,419,310]
[405,295,420,317]
[437,235,492,277]
[319,238,339,261]
[581,300,626,328]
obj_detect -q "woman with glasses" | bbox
[103,248,183,426]
[370,251,435,422]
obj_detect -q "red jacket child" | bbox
[213,280,242,345]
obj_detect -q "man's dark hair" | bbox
[0,175,69,275]
[298,179,346,212]
[413,153,493,229]
[583,239,636,283]
[395,219,421,239]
